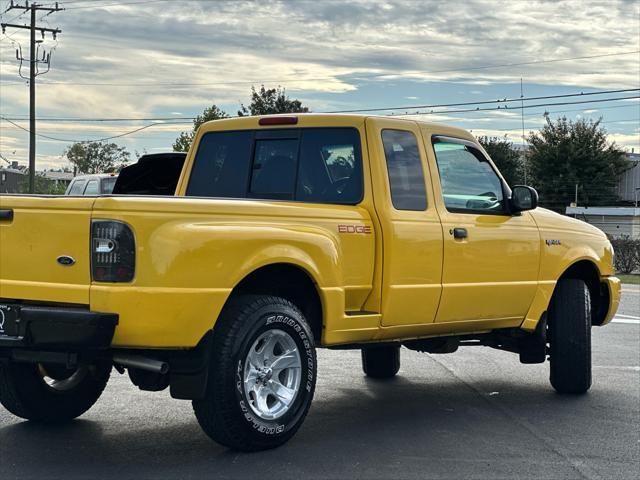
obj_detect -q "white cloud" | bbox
[0,0,638,169]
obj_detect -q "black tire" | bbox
[361,345,400,379]
[0,361,111,423]
[193,295,317,452]
[548,278,592,394]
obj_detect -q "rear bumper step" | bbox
[0,304,118,349]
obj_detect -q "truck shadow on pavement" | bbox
[0,375,610,479]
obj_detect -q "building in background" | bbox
[43,171,74,190]
[565,153,640,239]
[0,162,26,194]
[617,152,640,205]
[566,206,640,239]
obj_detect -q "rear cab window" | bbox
[186,128,363,205]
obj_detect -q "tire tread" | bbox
[193,295,316,451]
[549,278,592,394]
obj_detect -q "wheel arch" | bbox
[222,262,324,344]
[555,259,609,326]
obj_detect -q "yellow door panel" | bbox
[422,132,540,323]
[436,212,540,322]
[366,118,443,327]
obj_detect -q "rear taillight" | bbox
[91,220,135,282]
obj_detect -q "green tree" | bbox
[238,85,309,116]
[477,136,523,186]
[173,105,228,152]
[18,172,67,195]
[527,117,629,212]
[65,142,131,174]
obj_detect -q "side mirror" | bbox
[510,185,538,213]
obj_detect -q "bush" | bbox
[610,236,640,274]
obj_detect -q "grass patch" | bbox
[618,274,640,285]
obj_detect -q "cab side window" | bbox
[381,129,427,211]
[433,140,505,214]
[67,180,86,195]
[83,180,100,196]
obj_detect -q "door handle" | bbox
[0,209,13,221]
[451,227,467,239]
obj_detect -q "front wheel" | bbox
[0,360,111,422]
[193,295,317,451]
[548,278,592,394]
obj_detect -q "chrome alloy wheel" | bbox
[243,329,302,420]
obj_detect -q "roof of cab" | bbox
[70,173,118,181]
[198,113,475,142]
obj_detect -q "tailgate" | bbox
[0,195,94,304]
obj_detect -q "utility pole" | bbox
[2,1,62,193]
[520,78,527,185]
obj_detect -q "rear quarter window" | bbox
[381,129,427,211]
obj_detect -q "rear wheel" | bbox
[548,278,592,394]
[0,360,111,422]
[193,295,317,451]
[361,345,400,379]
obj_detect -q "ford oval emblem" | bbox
[57,256,76,266]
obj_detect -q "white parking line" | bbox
[616,314,640,319]
[594,366,640,371]
[612,318,640,324]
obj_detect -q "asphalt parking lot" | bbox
[1,286,638,480]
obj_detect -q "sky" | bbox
[0,0,639,170]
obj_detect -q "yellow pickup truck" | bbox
[0,114,620,451]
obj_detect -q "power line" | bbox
[3,90,638,122]
[5,117,636,137]
[463,117,640,134]
[391,95,640,117]
[522,102,640,119]
[2,97,638,144]
[6,100,637,125]
[0,115,192,142]
[325,88,640,114]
